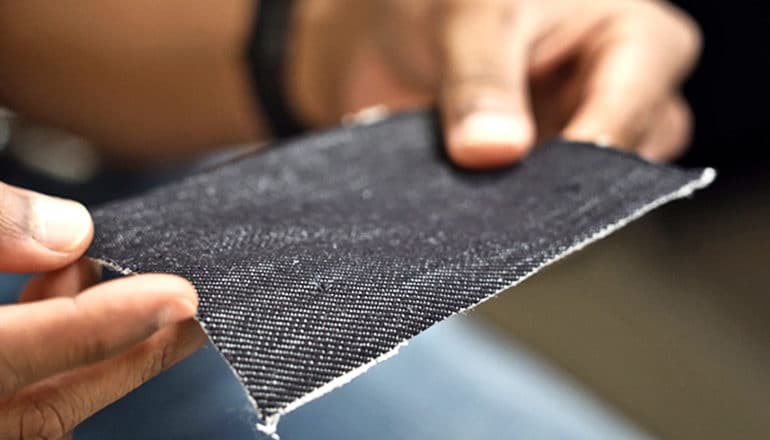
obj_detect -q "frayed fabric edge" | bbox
[87,258,271,437]
[260,167,716,432]
[90,167,716,437]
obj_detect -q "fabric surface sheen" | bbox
[87,111,713,427]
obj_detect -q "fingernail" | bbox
[32,197,92,252]
[594,134,613,148]
[157,297,198,327]
[451,112,530,150]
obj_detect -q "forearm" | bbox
[0,0,265,162]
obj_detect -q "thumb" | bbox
[0,181,92,272]
[439,0,536,169]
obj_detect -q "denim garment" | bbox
[0,275,648,439]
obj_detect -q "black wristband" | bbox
[247,0,306,138]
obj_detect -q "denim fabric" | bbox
[1,274,648,439]
[87,111,712,420]
[0,274,29,304]
[75,315,650,440]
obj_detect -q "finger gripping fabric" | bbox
[87,111,713,424]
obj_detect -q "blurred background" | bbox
[1,1,768,438]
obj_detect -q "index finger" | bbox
[0,274,198,396]
[563,4,701,147]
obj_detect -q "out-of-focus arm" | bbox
[0,0,265,163]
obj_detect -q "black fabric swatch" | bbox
[87,111,713,424]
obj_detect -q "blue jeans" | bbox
[1,274,648,440]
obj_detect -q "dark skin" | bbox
[0,0,700,436]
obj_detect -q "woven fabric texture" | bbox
[87,111,712,422]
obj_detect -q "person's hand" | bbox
[288,0,701,168]
[0,182,206,439]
